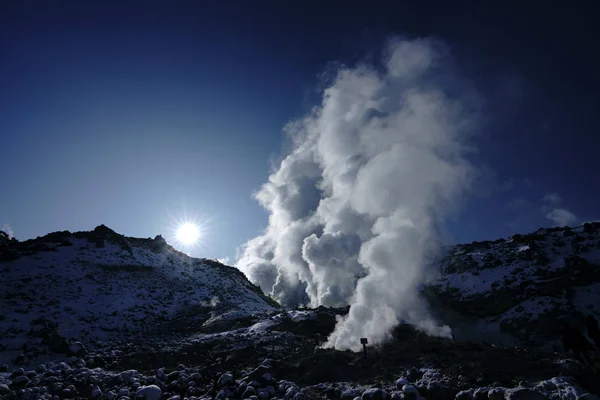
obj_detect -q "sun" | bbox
[176,222,201,246]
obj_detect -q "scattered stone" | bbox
[259,389,270,399]
[135,384,162,400]
[92,386,103,399]
[402,384,419,400]
[505,388,548,400]
[0,384,11,395]
[488,388,505,400]
[362,388,389,400]
[407,368,423,382]
[453,390,472,400]
[166,371,179,382]
[119,369,138,383]
[243,385,257,398]
[427,381,458,400]
[286,385,299,399]
[247,365,270,381]
[190,372,202,382]
[396,377,409,389]
[68,341,87,356]
[219,372,234,387]
[12,375,29,386]
[9,367,24,378]
[389,391,403,400]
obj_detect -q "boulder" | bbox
[361,388,388,400]
[396,377,409,389]
[135,385,162,400]
[427,381,458,400]
[68,341,87,357]
[402,385,419,400]
[455,390,474,400]
[505,388,548,400]
[219,373,234,387]
[488,388,505,400]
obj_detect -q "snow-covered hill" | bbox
[425,222,600,349]
[0,225,278,364]
[3,224,600,398]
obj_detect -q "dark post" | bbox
[211,373,218,400]
[360,338,368,357]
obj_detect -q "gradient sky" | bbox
[1,1,599,261]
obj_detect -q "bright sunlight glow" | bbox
[176,222,201,246]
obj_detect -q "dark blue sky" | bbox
[1,0,599,260]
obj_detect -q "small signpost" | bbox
[315,333,325,346]
[360,337,368,357]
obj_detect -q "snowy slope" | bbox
[425,222,600,348]
[0,225,277,363]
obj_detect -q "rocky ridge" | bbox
[0,225,278,365]
[425,222,600,350]
[2,224,600,399]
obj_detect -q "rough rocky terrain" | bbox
[2,225,600,399]
[426,222,600,350]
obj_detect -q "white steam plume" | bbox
[2,224,15,240]
[236,37,480,350]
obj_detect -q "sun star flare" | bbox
[176,222,201,246]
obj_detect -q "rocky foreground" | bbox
[1,308,600,400]
[4,224,600,399]
[0,353,593,400]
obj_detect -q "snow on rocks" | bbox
[135,384,162,400]
[534,376,589,399]
[0,226,278,365]
[218,372,234,387]
[0,353,595,400]
[361,387,389,399]
[242,385,256,398]
[401,384,420,399]
[455,390,474,400]
[395,377,409,389]
[340,387,363,399]
[285,384,300,399]
[119,369,140,383]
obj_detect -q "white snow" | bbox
[248,320,277,333]
[0,230,277,363]
[135,384,162,400]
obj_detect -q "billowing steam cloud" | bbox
[236,37,480,350]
